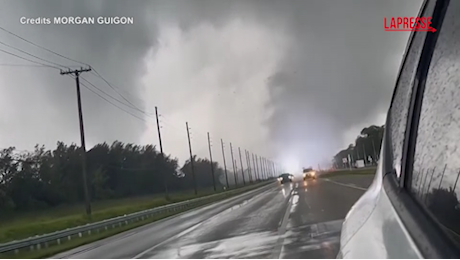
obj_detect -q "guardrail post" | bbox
[14,249,18,254]
[67,235,71,241]
[57,238,61,245]
[78,232,82,238]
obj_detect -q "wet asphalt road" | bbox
[53,175,373,259]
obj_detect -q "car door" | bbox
[338,0,459,258]
[390,0,460,257]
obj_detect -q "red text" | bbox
[384,17,436,32]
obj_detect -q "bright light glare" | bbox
[282,157,300,173]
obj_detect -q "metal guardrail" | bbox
[0,181,273,255]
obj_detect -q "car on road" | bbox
[339,0,460,258]
[303,168,316,180]
[278,173,294,184]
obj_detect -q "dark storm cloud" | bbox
[156,0,423,164]
[258,0,422,163]
[0,0,422,166]
[0,0,157,147]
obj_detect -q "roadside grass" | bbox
[1,212,172,259]
[0,184,250,244]
[0,181,270,259]
[319,167,377,179]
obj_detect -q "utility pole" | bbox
[245,150,252,183]
[262,157,266,179]
[155,106,169,199]
[238,147,246,186]
[234,159,238,184]
[264,157,268,179]
[60,67,92,217]
[221,139,229,189]
[269,159,272,177]
[230,142,237,187]
[270,160,274,178]
[372,139,377,164]
[265,158,269,178]
[252,153,259,181]
[262,156,266,180]
[264,157,267,179]
[363,145,368,166]
[256,155,262,180]
[266,158,270,178]
[207,132,216,192]
[186,122,197,195]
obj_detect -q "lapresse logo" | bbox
[384,16,436,32]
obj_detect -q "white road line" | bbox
[132,222,203,259]
[133,184,277,259]
[271,189,294,259]
[324,179,367,191]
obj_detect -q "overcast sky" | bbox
[0,0,422,171]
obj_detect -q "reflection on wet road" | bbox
[54,176,371,259]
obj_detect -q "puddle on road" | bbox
[143,219,344,259]
[145,231,279,259]
[290,194,299,214]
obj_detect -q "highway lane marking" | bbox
[323,178,367,191]
[133,184,277,259]
[271,189,294,259]
[132,221,204,259]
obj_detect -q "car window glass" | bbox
[410,0,460,242]
[389,0,435,178]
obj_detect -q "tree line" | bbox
[0,141,263,212]
[333,125,384,168]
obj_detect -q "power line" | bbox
[79,80,148,124]
[66,74,148,124]
[0,25,89,67]
[0,27,212,146]
[80,77,151,116]
[0,46,149,124]
[0,26,151,118]
[0,26,268,167]
[0,40,71,69]
[0,48,61,69]
[0,48,149,125]
[0,63,53,68]
[92,68,146,114]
